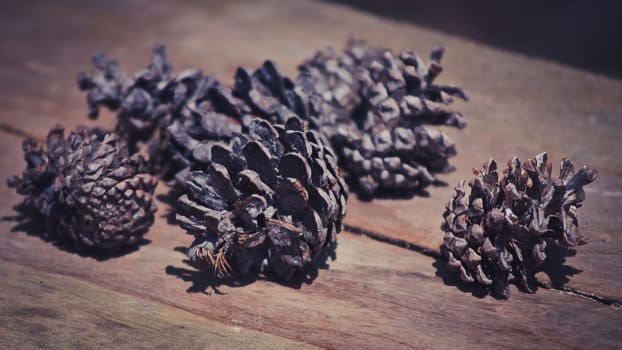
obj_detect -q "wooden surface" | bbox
[1,0,621,349]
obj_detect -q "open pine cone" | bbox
[177,116,348,281]
[7,126,158,253]
[161,58,329,179]
[441,153,597,298]
[159,59,304,178]
[299,40,469,196]
[77,46,173,154]
[77,46,318,179]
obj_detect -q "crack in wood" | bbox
[0,123,45,143]
[344,224,442,259]
[344,223,622,307]
[557,286,622,309]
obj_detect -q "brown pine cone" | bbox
[299,40,469,196]
[161,58,322,179]
[177,116,348,281]
[78,50,312,178]
[157,76,240,177]
[7,126,158,254]
[77,46,173,153]
[441,153,597,298]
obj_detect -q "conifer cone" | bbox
[156,74,235,177]
[76,46,312,178]
[441,153,597,298]
[7,126,158,254]
[77,46,173,153]
[299,40,469,196]
[158,58,328,179]
[177,116,348,281]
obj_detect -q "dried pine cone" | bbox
[156,74,236,177]
[77,46,173,153]
[77,46,314,178]
[177,116,348,281]
[441,153,597,298]
[299,40,469,196]
[7,126,158,253]
[161,59,317,178]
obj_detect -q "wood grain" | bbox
[1,0,621,348]
[2,202,621,348]
[0,261,317,350]
[1,132,620,349]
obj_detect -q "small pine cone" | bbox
[77,46,173,153]
[7,126,158,253]
[177,116,348,281]
[299,40,469,196]
[441,153,597,298]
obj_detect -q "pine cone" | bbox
[177,116,348,281]
[7,126,158,253]
[156,74,237,177]
[441,153,597,298]
[299,40,469,196]
[232,60,319,126]
[161,59,317,179]
[78,46,312,178]
[77,46,173,153]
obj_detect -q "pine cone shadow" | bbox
[165,242,336,294]
[432,240,582,299]
[538,242,581,289]
[350,178,449,202]
[3,204,150,261]
[156,192,178,225]
[432,258,493,299]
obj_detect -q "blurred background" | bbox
[326,0,622,78]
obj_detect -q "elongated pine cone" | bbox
[177,116,348,281]
[299,40,469,196]
[77,46,173,153]
[7,126,158,253]
[441,153,597,298]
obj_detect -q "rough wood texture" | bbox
[0,261,316,350]
[0,0,621,349]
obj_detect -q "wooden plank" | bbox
[0,3,621,348]
[0,261,317,350]
[1,0,619,301]
[1,207,621,349]
[1,129,621,348]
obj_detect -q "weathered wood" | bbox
[1,0,621,348]
[1,184,621,349]
[0,261,317,350]
[2,131,621,349]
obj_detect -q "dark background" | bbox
[326,0,622,78]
